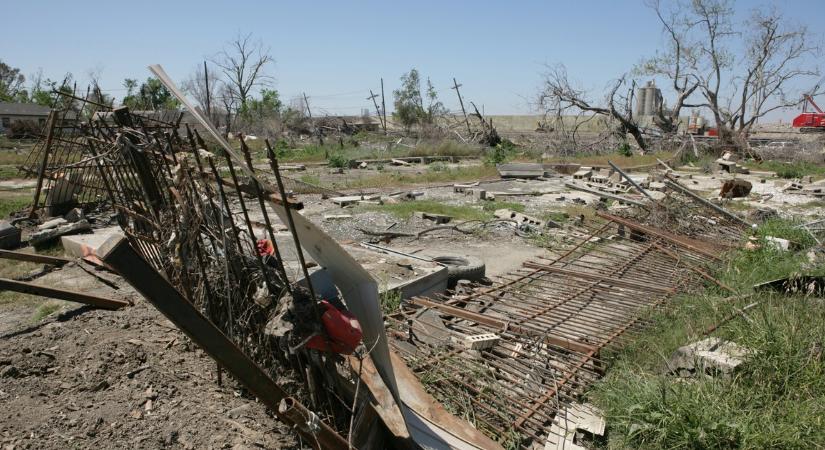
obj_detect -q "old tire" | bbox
[432,255,486,286]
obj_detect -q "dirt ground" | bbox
[0,268,298,450]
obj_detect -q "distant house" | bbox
[0,102,51,134]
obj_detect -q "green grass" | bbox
[745,160,825,180]
[0,192,30,218]
[589,218,825,449]
[368,199,525,222]
[30,300,65,322]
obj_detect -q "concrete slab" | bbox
[61,226,124,259]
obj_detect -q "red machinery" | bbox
[793,77,825,133]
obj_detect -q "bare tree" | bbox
[538,65,648,151]
[645,0,821,146]
[182,63,222,121]
[212,33,274,110]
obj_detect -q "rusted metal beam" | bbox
[608,160,654,201]
[651,243,736,293]
[95,235,347,449]
[410,297,597,354]
[663,178,751,227]
[596,211,721,260]
[0,249,73,266]
[521,262,675,294]
[0,278,128,310]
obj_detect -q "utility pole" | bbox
[367,90,386,134]
[451,78,472,136]
[380,78,387,134]
[303,92,323,146]
[203,61,211,120]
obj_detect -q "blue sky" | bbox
[2,0,823,120]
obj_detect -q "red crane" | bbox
[793,77,825,132]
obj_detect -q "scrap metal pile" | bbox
[386,199,746,448]
[11,71,753,449]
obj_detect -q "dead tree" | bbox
[538,65,648,152]
[646,0,821,146]
[212,33,274,110]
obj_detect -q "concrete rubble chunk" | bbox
[544,403,605,450]
[461,333,500,350]
[765,236,790,252]
[667,337,753,377]
[494,209,549,229]
[331,195,381,206]
[61,226,124,259]
[496,163,545,179]
[453,182,479,193]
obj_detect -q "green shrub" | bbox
[327,153,347,168]
[617,141,633,157]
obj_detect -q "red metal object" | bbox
[256,239,275,257]
[306,300,363,354]
[792,95,825,132]
[705,128,719,136]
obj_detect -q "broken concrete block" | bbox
[358,161,368,169]
[468,188,487,200]
[391,158,412,166]
[496,163,544,178]
[494,209,547,229]
[0,221,21,249]
[545,403,605,450]
[61,226,123,259]
[667,337,752,377]
[720,179,752,198]
[453,182,479,193]
[331,195,381,206]
[30,219,91,247]
[765,236,790,252]
[462,333,500,350]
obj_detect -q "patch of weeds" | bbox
[31,300,64,322]
[298,174,321,185]
[0,165,22,180]
[428,161,447,172]
[0,193,30,219]
[481,201,524,213]
[745,160,825,179]
[379,289,402,316]
[327,153,348,169]
[542,210,569,223]
[590,217,825,449]
[484,139,517,166]
[616,141,633,157]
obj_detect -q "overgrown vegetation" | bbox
[590,218,825,449]
[745,160,825,180]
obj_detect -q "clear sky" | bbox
[2,0,823,121]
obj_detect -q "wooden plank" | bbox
[0,249,73,265]
[0,278,128,310]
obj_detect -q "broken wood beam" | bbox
[521,262,675,294]
[409,297,596,354]
[0,249,73,266]
[95,235,348,449]
[0,278,128,310]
